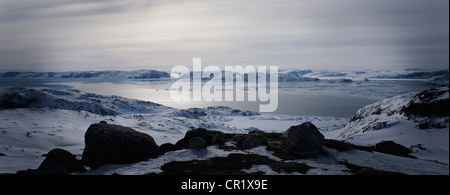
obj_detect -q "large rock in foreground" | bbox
[281,122,324,156]
[81,123,158,168]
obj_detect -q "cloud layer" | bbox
[0,0,448,70]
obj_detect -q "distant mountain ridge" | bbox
[0,70,170,79]
[1,69,448,84]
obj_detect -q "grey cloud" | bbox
[0,0,152,20]
[0,0,448,70]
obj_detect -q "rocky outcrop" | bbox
[35,148,86,175]
[338,161,405,175]
[323,139,354,152]
[153,143,176,157]
[281,122,324,156]
[339,85,449,139]
[402,86,449,117]
[10,122,423,175]
[81,123,159,168]
[160,153,312,175]
[375,141,413,158]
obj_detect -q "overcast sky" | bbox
[0,0,448,71]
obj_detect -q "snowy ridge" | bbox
[2,69,447,84]
[168,106,260,118]
[338,85,449,139]
[0,70,170,79]
[188,70,320,82]
[277,73,319,82]
[331,86,449,164]
[193,68,449,83]
[0,87,171,115]
[297,69,449,84]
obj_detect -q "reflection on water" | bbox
[57,79,436,118]
[0,78,436,118]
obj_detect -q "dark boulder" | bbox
[211,136,227,146]
[249,130,266,135]
[187,137,208,150]
[16,169,36,175]
[323,139,353,152]
[153,143,176,157]
[175,128,226,149]
[374,141,413,158]
[281,122,324,156]
[81,123,159,168]
[35,148,86,175]
[236,130,268,149]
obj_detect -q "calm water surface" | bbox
[61,79,435,118]
[0,78,435,118]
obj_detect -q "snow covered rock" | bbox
[171,108,207,118]
[281,122,324,156]
[169,106,260,118]
[278,73,319,82]
[81,123,159,168]
[402,86,449,118]
[339,85,449,139]
[35,148,86,175]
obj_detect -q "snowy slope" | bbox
[0,86,448,175]
[0,87,348,174]
[329,86,449,164]
[0,87,171,115]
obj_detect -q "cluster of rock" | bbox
[15,121,412,175]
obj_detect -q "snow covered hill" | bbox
[0,87,347,174]
[331,86,449,164]
[0,87,171,115]
[291,69,449,84]
[0,70,170,79]
[0,86,448,175]
[1,69,447,84]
